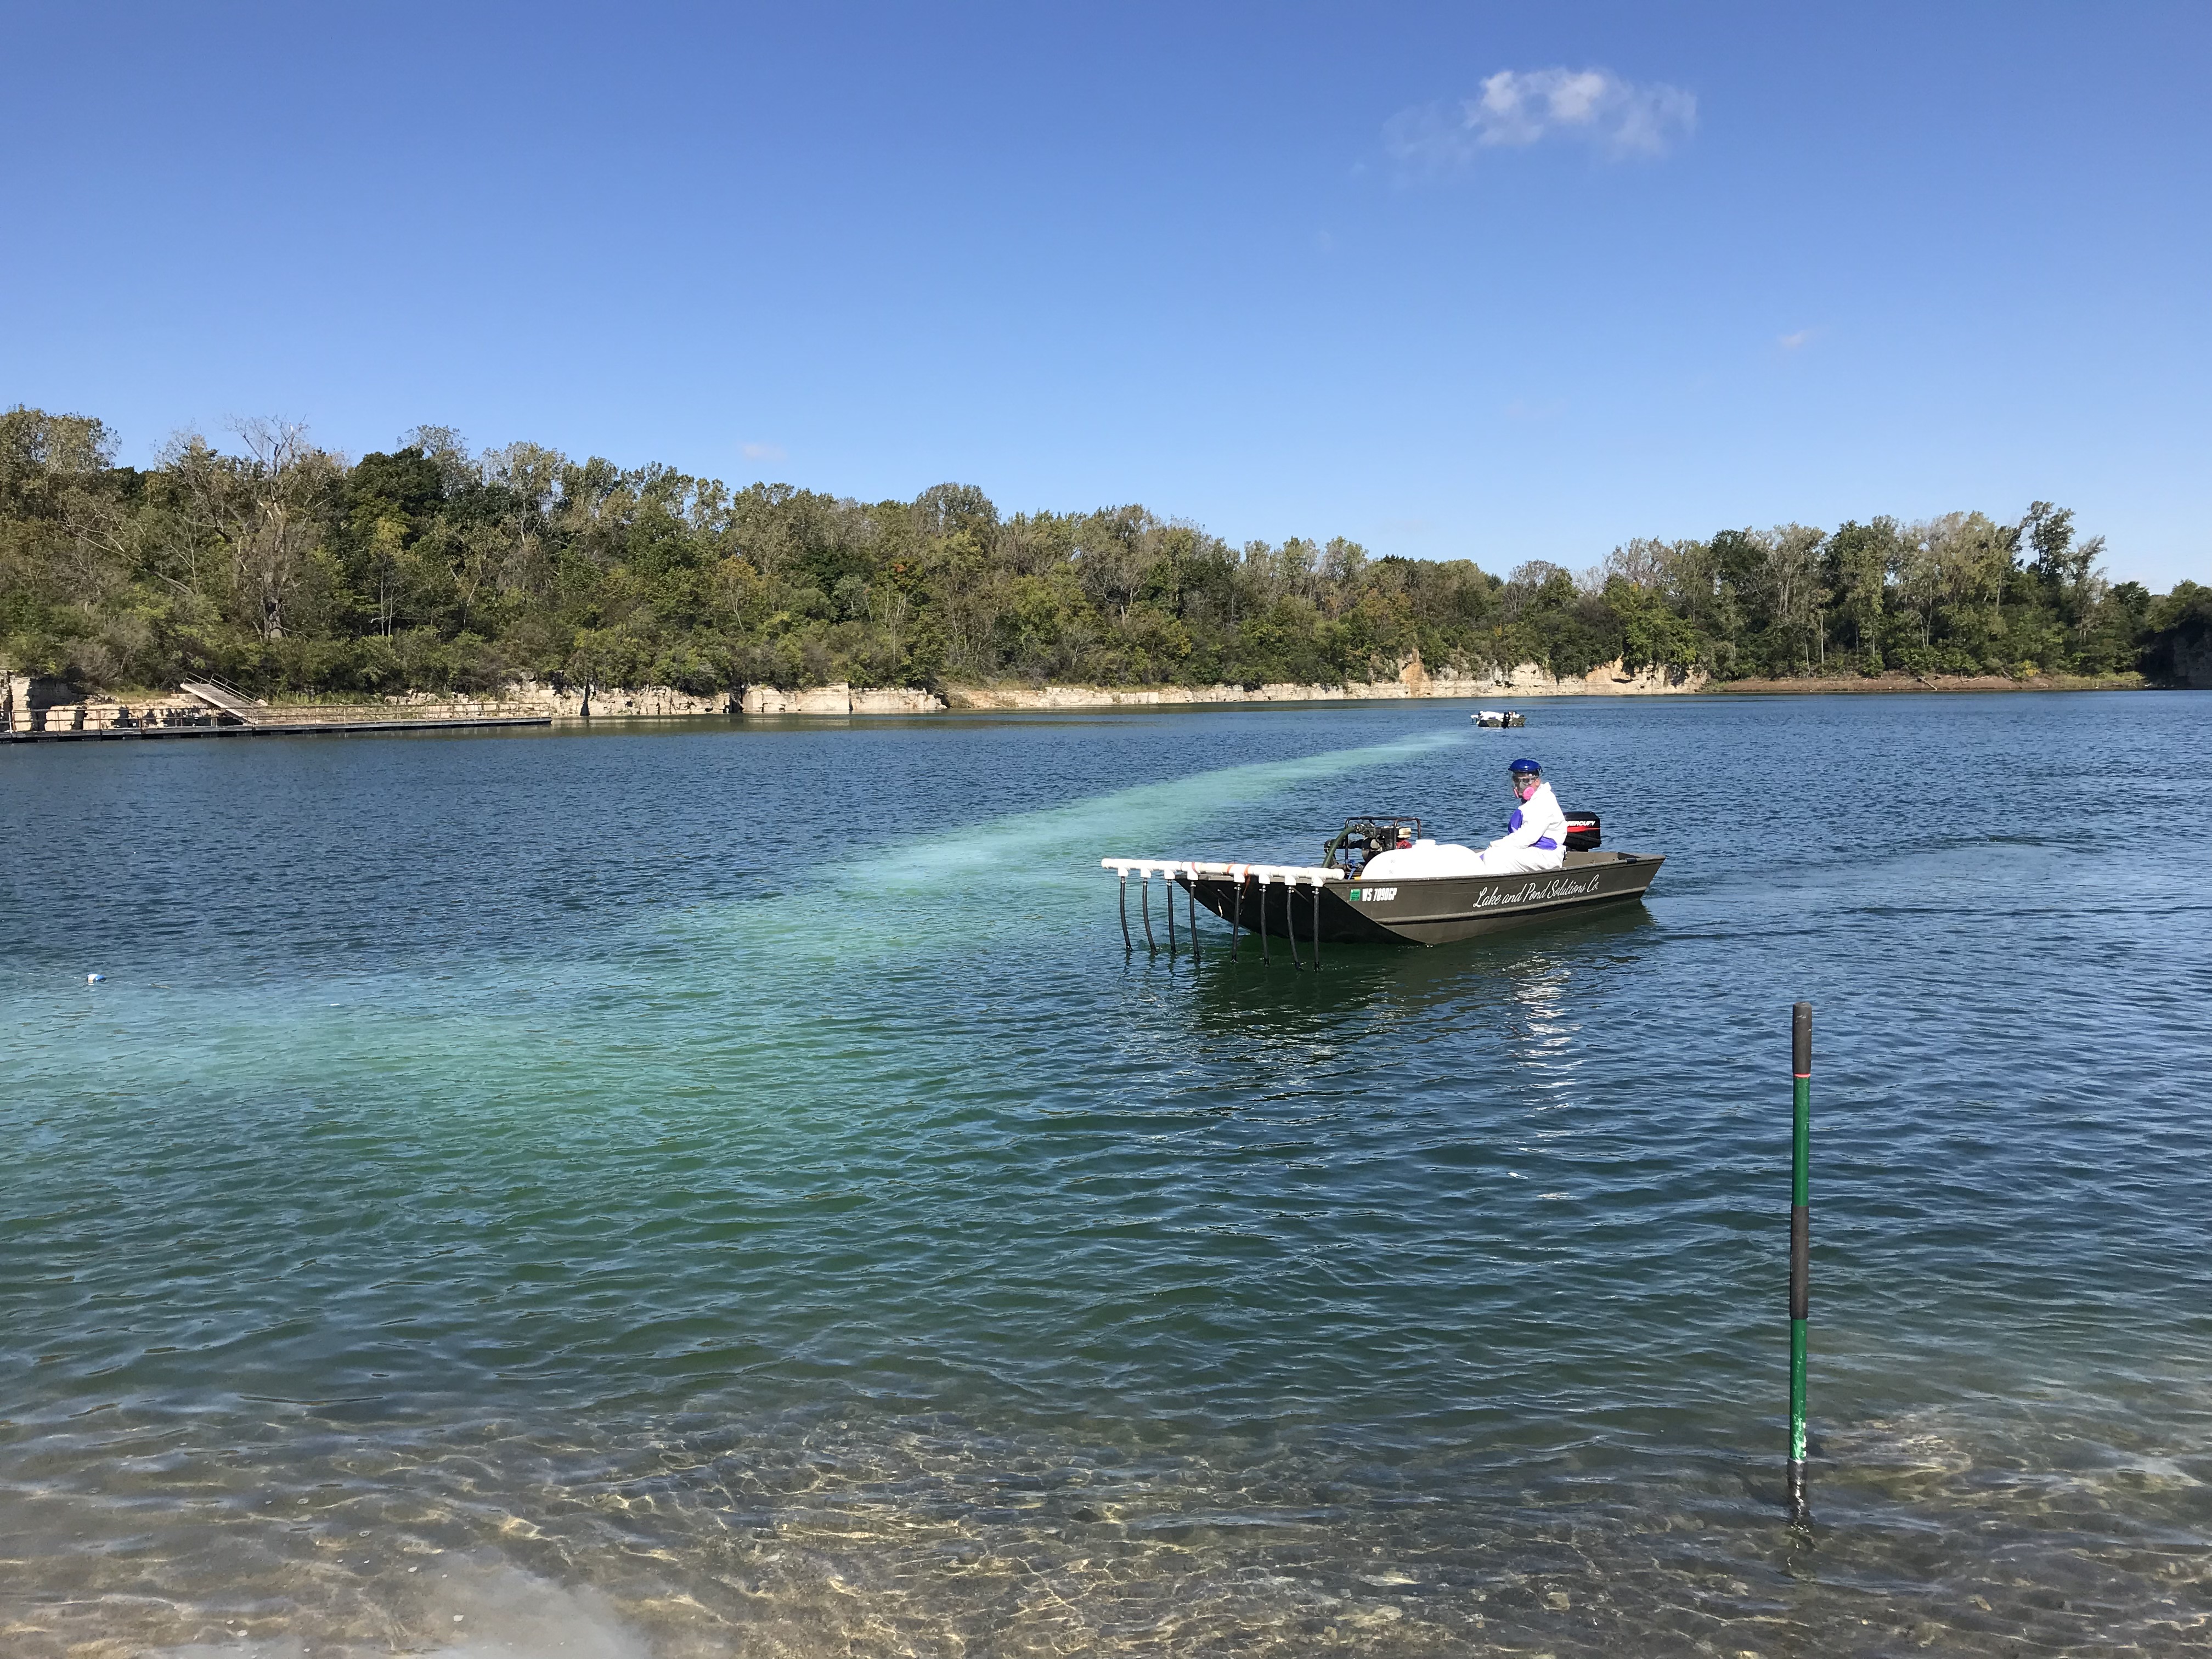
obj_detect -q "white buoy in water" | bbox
[86,973,104,984]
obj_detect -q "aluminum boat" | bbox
[1101,812,1664,950]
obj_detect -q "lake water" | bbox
[3,692,2208,1658]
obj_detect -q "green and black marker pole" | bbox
[1787,1000,1812,1525]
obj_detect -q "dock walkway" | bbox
[5,715,551,743]
[178,679,268,723]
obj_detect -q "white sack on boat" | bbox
[1359,838,1491,878]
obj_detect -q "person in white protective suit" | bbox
[1476,757,1568,873]
[1358,757,1568,879]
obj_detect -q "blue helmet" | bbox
[1508,757,1542,776]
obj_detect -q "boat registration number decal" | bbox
[1352,887,1397,902]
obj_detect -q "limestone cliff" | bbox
[3,658,1706,733]
[941,657,1703,710]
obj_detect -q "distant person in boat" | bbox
[1359,758,1567,879]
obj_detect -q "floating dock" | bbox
[4,675,554,742]
[4,715,551,743]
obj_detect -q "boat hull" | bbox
[1187,850,1664,947]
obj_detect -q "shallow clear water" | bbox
[3,693,2208,1658]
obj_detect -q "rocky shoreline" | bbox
[4,657,2177,736]
[742,656,1703,716]
[1714,671,2147,695]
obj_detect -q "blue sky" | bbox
[5,2,2205,586]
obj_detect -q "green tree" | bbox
[0,405,2175,698]
[1824,518,1899,673]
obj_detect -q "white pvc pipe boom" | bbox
[1099,858,1340,885]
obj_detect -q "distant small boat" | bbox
[1472,709,1525,727]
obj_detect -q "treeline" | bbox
[2,406,2205,695]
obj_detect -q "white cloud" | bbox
[740,441,786,463]
[1778,328,1816,350]
[1386,68,1697,166]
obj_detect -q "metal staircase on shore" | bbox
[178,679,269,724]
